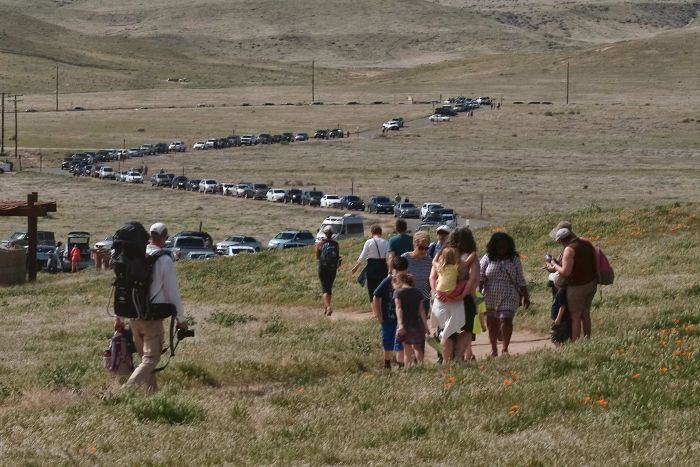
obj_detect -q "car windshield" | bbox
[225,236,244,242]
[326,195,339,199]
[275,232,295,240]
[400,203,416,209]
[176,238,205,247]
[346,196,359,201]
[375,197,390,203]
[297,232,314,240]
[273,190,285,193]
[320,224,340,233]
[254,184,267,189]
[310,192,323,197]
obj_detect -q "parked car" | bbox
[98,166,115,179]
[266,188,286,202]
[382,121,400,131]
[171,176,189,189]
[243,183,269,200]
[394,202,420,218]
[199,179,218,193]
[151,173,171,187]
[339,195,365,211]
[281,132,294,143]
[94,235,114,251]
[66,231,91,268]
[236,183,253,197]
[36,245,55,270]
[328,129,344,138]
[125,171,143,183]
[192,141,207,150]
[421,203,443,219]
[391,117,405,127]
[420,212,443,228]
[2,230,55,248]
[315,214,364,242]
[221,183,237,196]
[257,134,272,144]
[240,135,256,146]
[294,132,309,141]
[429,114,451,122]
[283,188,303,204]
[301,190,323,207]
[226,245,257,255]
[267,230,316,250]
[166,231,214,249]
[171,236,210,260]
[320,194,342,208]
[205,139,217,149]
[154,143,170,154]
[477,96,492,106]
[433,108,457,117]
[186,179,201,191]
[140,144,156,155]
[216,235,262,254]
[366,196,394,214]
[186,251,217,260]
[169,141,186,152]
[313,129,327,139]
[128,148,143,157]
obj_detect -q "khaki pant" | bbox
[125,319,164,392]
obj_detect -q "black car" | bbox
[154,143,170,154]
[257,133,272,144]
[270,134,282,144]
[328,129,344,138]
[283,188,303,204]
[367,196,395,214]
[187,179,201,191]
[226,135,241,147]
[281,132,294,143]
[301,190,323,206]
[61,158,72,170]
[340,195,365,211]
[313,129,327,139]
[172,176,189,189]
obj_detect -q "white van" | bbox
[316,214,364,242]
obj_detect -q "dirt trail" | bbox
[331,310,551,360]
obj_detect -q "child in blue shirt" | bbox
[372,256,408,369]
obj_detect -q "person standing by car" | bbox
[387,219,413,270]
[54,241,65,272]
[545,227,597,341]
[316,226,340,316]
[352,224,389,303]
[480,232,530,357]
[69,244,81,273]
[124,222,188,392]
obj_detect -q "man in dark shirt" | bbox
[387,219,413,271]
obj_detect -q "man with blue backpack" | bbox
[316,225,341,316]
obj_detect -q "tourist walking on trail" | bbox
[372,256,409,369]
[430,247,467,362]
[546,227,597,341]
[429,225,450,258]
[401,231,433,318]
[387,219,413,270]
[480,232,530,357]
[352,224,389,302]
[394,272,430,367]
[316,225,341,316]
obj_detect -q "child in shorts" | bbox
[394,272,430,367]
[372,256,408,370]
[549,272,570,345]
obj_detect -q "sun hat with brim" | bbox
[149,222,168,235]
[549,221,572,239]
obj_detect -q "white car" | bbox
[429,114,450,122]
[199,179,218,193]
[125,171,143,183]
[205,139,217,149]
[266,189,286,202]
[192,141,206,150]
[420,202,443,219]
[169,141,186,152]
[320,194,342,208]
[222,183,237,196]
[382,121,400,131]
[227,245,256,256]
[98,166,115,179]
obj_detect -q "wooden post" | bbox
[480,194,484,218]
[1,92,4,155]
[27,192,38,281]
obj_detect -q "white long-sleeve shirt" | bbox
[356,236,389,263]
[147,244,186,322]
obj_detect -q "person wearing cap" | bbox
[125,222,187,392]
[545,226,596,341]
[429,225,450,258]
[315,225,340,316]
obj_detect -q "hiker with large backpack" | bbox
[112,221,188,392]
[316,225,341,316]
[546,227,598,342]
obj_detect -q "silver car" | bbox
[215,235,262,254]
[267,230,315,250]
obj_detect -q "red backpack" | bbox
[595,246,614,285]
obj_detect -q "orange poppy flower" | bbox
[632,373,641,380]
[509,404,520,416]
[596,399,608,408]
[660,367,668,374]
[583,395,592,403]
[504,378,513,386]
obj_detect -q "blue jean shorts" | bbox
[381,321,403,351]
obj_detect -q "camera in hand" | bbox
[177,328,195,340]
[545,253,553,263]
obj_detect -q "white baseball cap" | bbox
[150,222,168,235]
[436,225,450,234]
[322,225,334,234]
[555,228,572,242]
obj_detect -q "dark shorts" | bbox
[397,326,425,346]
[380,321,403,351]
[318,268,337,295]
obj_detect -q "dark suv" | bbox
[301,190,323,207]
[340,195,365,211]
[165,231,214,250]
[313,129,327,139]
[329,129,344,138]
[244,183,270,199]
[367,196,395,214]
[283,188,303,204]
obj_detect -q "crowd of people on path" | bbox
[316,218,600,367]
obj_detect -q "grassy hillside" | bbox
[0,203,698,463]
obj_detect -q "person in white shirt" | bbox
[351,224,389,302]
[125,222,187,392]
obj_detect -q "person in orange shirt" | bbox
[70,245,81,273]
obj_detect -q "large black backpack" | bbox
[112,222,173,320]
[319,240,340,271]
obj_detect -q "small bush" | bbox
[129,394,206,425]
[207,311,257,327]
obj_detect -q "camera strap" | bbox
[154,316,177,373]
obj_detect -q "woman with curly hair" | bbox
[480,232,530,357]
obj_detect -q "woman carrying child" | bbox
[394,272,430,367]
[430,247,467,362]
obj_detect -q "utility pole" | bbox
[11,95,23,167]
[566,60,570,105]
[311,60,315,103]
[55,64,59,112]
[1,92,5,155]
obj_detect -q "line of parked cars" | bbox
[428,96,490,122]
